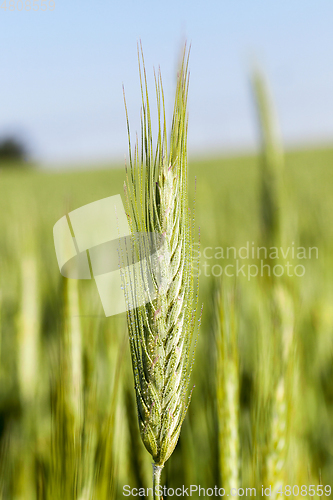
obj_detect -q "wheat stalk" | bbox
[123,44,198,498]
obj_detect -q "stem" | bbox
[153,464,163,500]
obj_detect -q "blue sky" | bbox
[1,0,333,166]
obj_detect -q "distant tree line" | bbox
[0,136,29,166]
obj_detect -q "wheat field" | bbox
[0,66,333,498]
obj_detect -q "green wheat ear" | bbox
[216,284,240,494]
[251,66,284,249]
[123,43,198,496]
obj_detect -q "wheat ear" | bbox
[264,285,294,498]
[124,44,198,496]
[216,286,240,494]
[251,66,284,249]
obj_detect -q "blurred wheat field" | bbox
[1,139,333,498]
